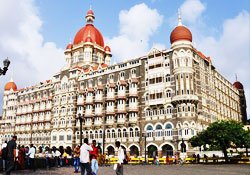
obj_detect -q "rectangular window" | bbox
[67,135,72,141]
[59,135,64,141]
[53,136,56,141]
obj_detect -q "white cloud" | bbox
[107,3,164,62]
[180,0,206,24]
[197,11,250,118]
[0,0,64,86]
[0,0,64,111]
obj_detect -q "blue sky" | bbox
[0,0,249,117]
[36,0,249,49]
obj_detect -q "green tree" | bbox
[189,120,250,162]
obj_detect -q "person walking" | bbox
[17,145,25,170]
[27,144,36,172]
[1,141,7,171]
[90,140,99,175]
[5,135,17,175]
[115,141,124,175]
[73,145,80,173]
[80,138,93,175]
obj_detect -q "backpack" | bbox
[1,147,8,160]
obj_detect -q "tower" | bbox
[233,80,247,124]
[170,11,198,146]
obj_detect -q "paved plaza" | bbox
[6,164,250,175]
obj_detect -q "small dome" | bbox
[233,81,244,89]
[104,46,111,52]
[65,43,73,50]
[170,25,192,44]
[4,79,17,91]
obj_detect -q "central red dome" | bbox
[73,24,104,47]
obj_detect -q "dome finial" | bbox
[86,6,95,24]
[235,73,238,81]
[178,8,182,26]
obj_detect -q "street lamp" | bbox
[77,113,84,146]
[0,58,11,76]
[142,132,147,164]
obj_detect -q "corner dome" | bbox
[4,78,17,91]
[233,81,244,89]
[104,45,111,52]
[170,10,192,44]
[66,43,73,50]
[170,25,192,44]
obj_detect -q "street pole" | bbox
[79,117,83,146]
[102,124,105,155]
[144,134,147,164]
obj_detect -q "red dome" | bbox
[104,46,111,52]
[73,24,104,47]
[65,43,73,50]
[170,25,192,44]
[233,81,244,89]
[4,80,17,91]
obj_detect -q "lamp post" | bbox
[77,113,84,146]
[0,58,10,76]
[142,132,147,164]
[102,124,105,155]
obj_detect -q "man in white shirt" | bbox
[115,141,124,175]
[80,138,93,175]
[27,144,36,171]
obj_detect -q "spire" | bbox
[178,9,182,26]
[235,73,238,81]
[86,6,95,24]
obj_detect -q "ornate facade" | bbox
[0,9,245,157]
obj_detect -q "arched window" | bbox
[135,128,139,137]
[155,124,163,137]
[122,129,127,138]
[165,124,173,136]
[129,128,134,137]
[118,129,122,138]
[166,74,171,82]
[166,90,171,98]
[112,129,115,138]
[146,125,153,137]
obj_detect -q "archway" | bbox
[107,145,115,155]
[162,144,174,156]
[130,145,139,156]
[147,145,158,158]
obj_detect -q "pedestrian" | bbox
[73,145,80,173]
[17,145,25,170]
[115,141,124,175]
[5,135,17,175]
[52,147,60,167]
[45,147,50,169]
[196,154,200,163]
[166,154,170,165]
[27,144,36,172]
[90,140,99,175]
[174,153,178,164]
[80,138,93,175]
[1,141,7,171]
